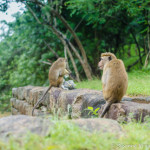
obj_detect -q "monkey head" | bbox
[57,57,67,63]
[98,52,117,70]
[56,57,67,68]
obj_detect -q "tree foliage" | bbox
[0,0,150,111]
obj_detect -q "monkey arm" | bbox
[59,69,69,77]
[64,69,69,75]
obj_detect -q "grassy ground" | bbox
[0,112,10,118]
[0,120,150,150]
[76,70,150,96]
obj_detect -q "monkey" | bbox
[98,52,128,118]
[32,57,69,116]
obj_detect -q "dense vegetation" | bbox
[0,0,150,112]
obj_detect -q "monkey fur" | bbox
[32,57,69,116]
[98,52,128,118]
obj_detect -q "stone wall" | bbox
[10,86,150,122]
[11,86,105,117]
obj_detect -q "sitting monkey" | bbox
[32,57,69,116]
[98,52,128,118]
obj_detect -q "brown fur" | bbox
[101,52,117,59]
[98,52,128,118]
[32,58,69,116]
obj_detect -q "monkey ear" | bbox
[108,56,112,61]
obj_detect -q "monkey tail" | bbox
[99,101,113,118]
[32,86,52,116]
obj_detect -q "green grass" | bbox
[0,121,150,150]
[76,71,150,96]
[76,78,102,90]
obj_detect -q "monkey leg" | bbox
[57,77,64,87]
[99,101,113,118]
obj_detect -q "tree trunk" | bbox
[65,46,81,82]
[144,10,150,67]
[144,51,150,67]
[127,45,131,57]
[130,29,143,65]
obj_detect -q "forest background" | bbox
[0,0,150,112]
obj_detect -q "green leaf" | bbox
[87,107,93,111]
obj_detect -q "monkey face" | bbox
[98,57,104,70]
[98,56,110,70]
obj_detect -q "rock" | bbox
[0,115,123,141]
[70,118,123,135]
[11,107,20,115]
[12,88,18,98]
[62,80,76,90]
[28,87,44,105]
[10,98,16,107]
[0,115,52,141]
[122,96,150,103]
[45,88,105,117]
[18,86,34,100]
[72,91,105,118]
[99,101,150,122]
[24,86,35,103]
[11,86,106,117]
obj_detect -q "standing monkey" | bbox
[98,52,128,118]
[32,57,69,116]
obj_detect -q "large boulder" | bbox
[0,115,123,141]
[0,115,52,141]
[70,118,123,135]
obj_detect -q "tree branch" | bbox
[127,54,145,71]
[40,61,51,65]
[44,40,59,58]
[130,29,143,65]
[25,3,42,24]
[67,16,85,41]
